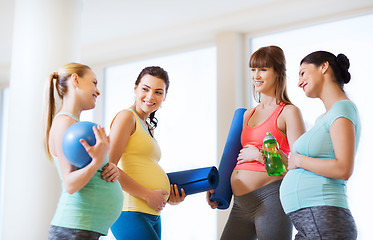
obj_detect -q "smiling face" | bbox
[74,69,100,110]
[134,74,167,114]
[251,67,277,95]
[298,63,324,98]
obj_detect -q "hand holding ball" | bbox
[62,121,97,168]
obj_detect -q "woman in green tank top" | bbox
[43,63,123,239]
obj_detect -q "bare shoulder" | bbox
[51,115,77,136]
[49,115,77,154]
[110,109,136,135]
[282,104,303,117]
[243,108,254,121]
[244,108,253,116]
[111,109,135,126]
[109,109,137,160]
[283,104,306,132]
[280,104,304,127]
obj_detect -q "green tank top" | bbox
[51,112,123,234]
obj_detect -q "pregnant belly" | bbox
[128,164,171,199]
[231,169,283,196]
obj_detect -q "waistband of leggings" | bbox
[235,179,282,203]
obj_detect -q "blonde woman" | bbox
[44,63,123,239]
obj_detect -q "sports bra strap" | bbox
[273,102,286,118]
[128,108,154,138]
[54,112,79,122]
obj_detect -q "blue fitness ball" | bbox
[62,121,97,168]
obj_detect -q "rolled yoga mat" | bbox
[167,166,219,196]
[210,108,246,209]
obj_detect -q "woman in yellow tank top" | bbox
[106,66,186,240]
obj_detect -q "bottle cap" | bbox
[263,132,277,143]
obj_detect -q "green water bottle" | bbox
[262,132,285,176]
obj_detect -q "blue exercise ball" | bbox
[62,121,97,168]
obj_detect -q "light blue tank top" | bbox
[280,100,361,214]
[51,112,123,234]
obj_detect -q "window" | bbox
[251,13,373,238]
[0,87,9,236]
[104,47,217,240]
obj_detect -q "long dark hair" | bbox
[249,46,291,104]
[135,66,170,129]
[300,51,351,91]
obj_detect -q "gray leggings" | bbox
[48,225,104,240]
[288,206,357,240]
[221,180,292,240]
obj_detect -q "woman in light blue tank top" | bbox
[43,63,123,239]
[280,51,361,239]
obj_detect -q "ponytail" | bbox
[43,63,91,159]
[43,72,58,159]
[147,111,158,130]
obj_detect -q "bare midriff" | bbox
[231,169,283,196]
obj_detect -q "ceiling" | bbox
[1,0,373,80]
[80,0,270,46]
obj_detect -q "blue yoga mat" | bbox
[167,166,219,196]
[210,108,246,209]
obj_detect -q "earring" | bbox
[254,88,261,103]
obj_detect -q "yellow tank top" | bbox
[118,109,170,215]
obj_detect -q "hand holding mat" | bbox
[210,108,246,209]
[167,166,219,196]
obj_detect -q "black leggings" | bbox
[288,206,357,240]
[48,225,104,240]
[221,180,292,240]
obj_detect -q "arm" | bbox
[280,105,306,167]
[53,117,109,194]
[288,117,355,180]
[283,105,306,150]
[108,110,168,211]
[236,108,263,164]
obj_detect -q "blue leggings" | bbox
[110,211,161,240]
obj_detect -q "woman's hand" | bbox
[287,152,301,170]
[277,149,289,174]
[237,145,264,164]
[101,162,120,182]
[167,184,186,205]
[80,125,109,167]
[145,189,169,212]
[206,190,219,209]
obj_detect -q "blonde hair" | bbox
[43,63,91,159]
